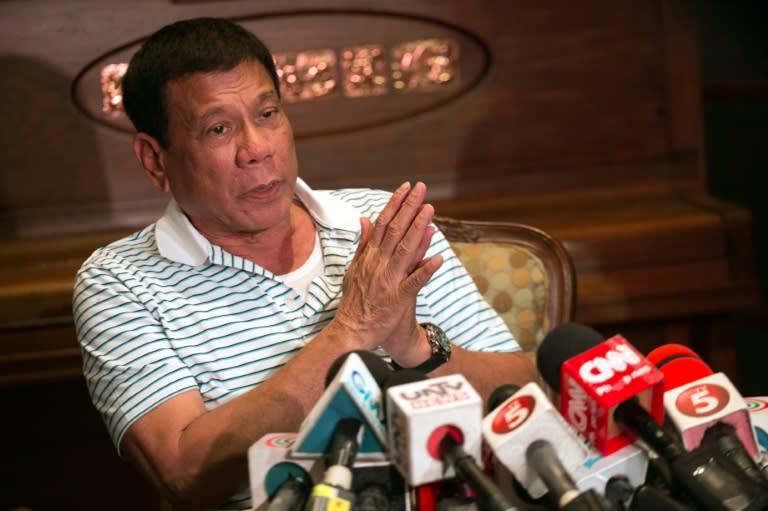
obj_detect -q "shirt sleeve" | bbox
[72,253,199,454]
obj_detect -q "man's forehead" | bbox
[165,62,277,117]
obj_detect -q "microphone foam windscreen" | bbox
[487,383,521,414]
[325,350,393,388]
[646,343,700,367]
[536,322,605,389]
[646,343,713,392]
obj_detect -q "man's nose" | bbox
[236,122,274,166]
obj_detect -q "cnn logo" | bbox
[579,344,641,384]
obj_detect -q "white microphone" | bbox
[292,351,392,457]
[481,381,592,499]
[385,370,484,486]
[662,369,761,460]
[384,370,516,511]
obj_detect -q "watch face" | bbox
[424,323,451,358]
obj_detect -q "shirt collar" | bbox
[155,178,361,266]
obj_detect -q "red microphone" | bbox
[537,323,665,455]
[646,343,713,392]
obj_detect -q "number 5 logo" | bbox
[492,395,535,433]
[676,384,729,417]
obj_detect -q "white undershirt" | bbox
[280,231,324,300]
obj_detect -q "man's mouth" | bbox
[243,180,281,199]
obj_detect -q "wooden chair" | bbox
[433,216,576,356]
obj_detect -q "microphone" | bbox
[569,443,650,499]
[487,384,522,413]
[645,343,713,393]
[651,347,767,486]
[247,432,323,510]
[481,381,592,499]
[604,475,693,511]
[614,397,768,510]
[267,478,311,511]
[701,422,767,486]
[384,370,517,511]
[661,368,761,460]
[351,483,391,511]
[524,439,610,511]
[746,396,768,477]
[536,323,665,455]
[303,418,364,511]
[248,432,409,511]
[537,323,768,510]
[293,351,393,456]
[385,370,483,486]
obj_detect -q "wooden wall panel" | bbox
[1,0,703,234]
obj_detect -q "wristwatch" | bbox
[391,322,452,373]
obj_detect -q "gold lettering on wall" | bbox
[391,38,459,92]
[275,49,337,103]
[340,45,388,98]
[98,38,459,112]
[100,63,129,114]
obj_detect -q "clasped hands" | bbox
[334,181,444,366]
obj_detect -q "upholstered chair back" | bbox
[434,216,576,355]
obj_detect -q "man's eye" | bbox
[209,125,228,135]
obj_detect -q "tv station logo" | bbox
[675,384,730,417]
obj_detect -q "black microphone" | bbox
[614,378,768,511]
[487,384,522,413]
[700,420,768,487]
[266,476,311,511]
[439,432,517,511]
[525,439,610,511]
[248,432,323,509]
[537,323,666,456]
[352,482,391,511]
[604,475,693,511]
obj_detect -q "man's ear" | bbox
[133,133,170,193]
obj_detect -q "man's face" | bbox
[158,59,298,239]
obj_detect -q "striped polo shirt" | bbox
[73,179,519,508]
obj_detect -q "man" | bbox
[73,17,537,510]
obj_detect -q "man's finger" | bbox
[369,181,411,249]
[380,182,427,254]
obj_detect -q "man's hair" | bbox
[122,17,280,148]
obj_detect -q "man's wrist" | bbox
[390,324,432,368]
[390,323,452,373]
